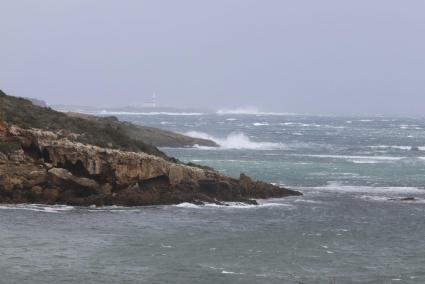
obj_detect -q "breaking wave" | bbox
[216,107,296,116]
[185,131,286,150]
[175,201,292,209]
[295,154,406,164]
[309,182,424,194]
[97,110,204,116]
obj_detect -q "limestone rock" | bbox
[0,121,302,206]
[48,168,99,191]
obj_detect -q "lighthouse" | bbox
[143,93,157,108]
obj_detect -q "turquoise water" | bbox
[1,113,425,283]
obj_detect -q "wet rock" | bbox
[389,197,417,202]
[96,183,112,196]
[400,197,416,201]
[42,188,60,203]
[198,179,237,200]
[28,186,44,201]
[30,186,44,196]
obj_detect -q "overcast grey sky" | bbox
[1,0,425,115]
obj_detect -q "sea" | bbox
[1,110,425,283]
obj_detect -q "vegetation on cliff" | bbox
[0,90,216,157]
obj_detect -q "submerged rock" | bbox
[389,197,417,202]
[0,121,302,206]
[399,197,417,201]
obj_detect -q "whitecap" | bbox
[351,160,381,164]
[217,107,296,116]
[281,122,312,127]
[296,154,404,164]
[253,122,269,126]
[221,270,245,275]
[359,195,390,202]
[97,110,203,116]
[293,199,323,204]
[309,182,424,194]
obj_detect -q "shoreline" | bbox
[0,121,302,207]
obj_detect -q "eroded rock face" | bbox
[0,121,302,206]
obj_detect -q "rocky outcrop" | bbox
[0,121,301,206]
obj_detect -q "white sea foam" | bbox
[309,182,424,194]
[293,199,324,204]
[0,204,74,213]
[221,270,245,275]
[175,202,201,208]
[217,107,296,116]
[88,208,141,212]
[359,195,390,202]
[97,110,203,116]
[175,201,292,209]
[282,122,346,129]
[360,195,425,203]
[253,122,269,126]
[296,154,404,164]
[281,122,312,127]
[185,131,286,150]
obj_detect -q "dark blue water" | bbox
[1,113,425,283]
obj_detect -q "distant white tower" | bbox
[143,92,157,108]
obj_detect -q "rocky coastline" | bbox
[0,121,302,206]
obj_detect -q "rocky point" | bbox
[0,121,302,206]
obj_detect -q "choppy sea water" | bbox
[1,113,425,283]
